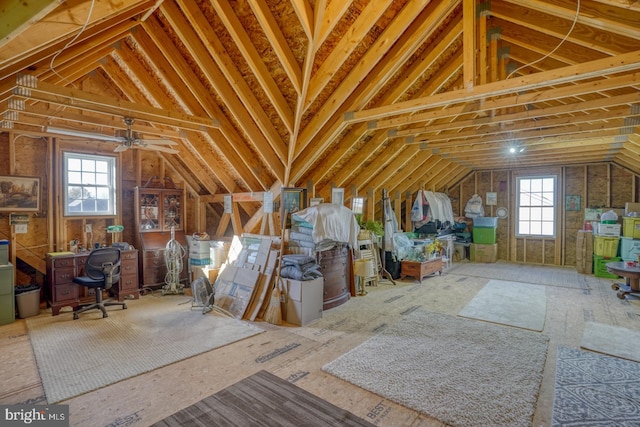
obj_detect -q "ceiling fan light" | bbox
[46,126,121,142]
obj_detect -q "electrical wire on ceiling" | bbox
[49,0,96,87]
[506,0,581,80]
[42,0,96,130]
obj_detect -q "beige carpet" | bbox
[458,279,547,331]
[26,295,263,403]
[323,309,549,427]
[581,322,640,363]
[449,261,588,289]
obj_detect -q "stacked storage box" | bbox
[189,239,211,266]
[623,216,640,239]
[592,211,621,277]
[471,217,498,263]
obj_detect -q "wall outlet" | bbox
[85,224,92,233]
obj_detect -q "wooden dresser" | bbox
[46,249,139,316]
[138,232,188,289]
[317,244,351,310]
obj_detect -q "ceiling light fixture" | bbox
[46,126,121,142]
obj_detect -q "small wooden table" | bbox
[401,257,443,281]
[606,261,640,299]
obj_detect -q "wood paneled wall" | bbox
[446,163,639,266]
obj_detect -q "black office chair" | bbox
[72,247,127,319]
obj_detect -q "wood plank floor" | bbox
[1,260,638,427]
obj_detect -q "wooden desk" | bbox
[46,249,139,316]
[401,257,443,281]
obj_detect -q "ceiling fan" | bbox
[46,117,179,154]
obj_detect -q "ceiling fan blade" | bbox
[135,144,179,154]
[133,138,178,146]
[113,145,129,153]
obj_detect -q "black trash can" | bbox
[15,284,40,319]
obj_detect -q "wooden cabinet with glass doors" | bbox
[136,188,182,232]
[134,186,188,289]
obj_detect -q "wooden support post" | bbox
[405,191,413,232]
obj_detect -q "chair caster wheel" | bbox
[617,290,627,300]
[123,304,127,309]
[103,313,108,318]
[73,313,79,320]
[612,283,620,290]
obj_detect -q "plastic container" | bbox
[0,240,8,265]
[593,255,621,278]
[593,236,619,257]
[15,284,40,318]
[620,237,640,261]
[600,209,618,224]
[472,217,498,227]
[473,227,497,244]
[623,217,640,238]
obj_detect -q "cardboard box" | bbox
[626,203,640,216]
[596,223,621,236]
[576,230,594,274]
[189,240,211,256]
[470,243,497,263]
[282,277,323,326]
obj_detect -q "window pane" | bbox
[531,207,542,220]
[82,159,95,172]
[517,175,556,237]
[96,161,108,173]
[82,172,96,185]
[541,192,554,206]
[64,152,116,216]
[530,222,542,234]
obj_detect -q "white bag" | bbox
[411,190,429,222]
[464,194,484,218]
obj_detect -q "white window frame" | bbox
[63,152,117,217]
[516,175,556,237]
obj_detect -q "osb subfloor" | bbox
[1,260,638,427]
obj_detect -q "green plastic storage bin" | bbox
[472,226,497,244]
[593,255,621,278]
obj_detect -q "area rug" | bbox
[552,346,640,426]
[458,279,547,331]
[26,295,263,403]
[323,309,549,427]
[152,370,374,426]
[450,261,587,289]
[581,322,640,363]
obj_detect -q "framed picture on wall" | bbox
[565,195,581,211]
[281,187,307,228]
[486,192,497,206]
[331,187,345,206]
[0,176,40,212]
[310,197,324,206]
